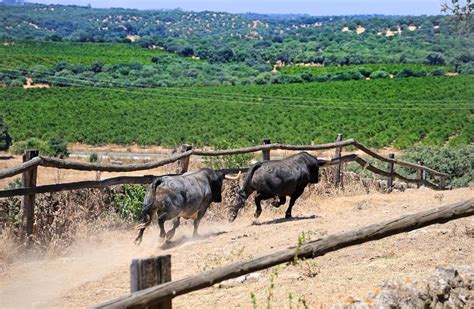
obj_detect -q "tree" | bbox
[0,115,12,151]
[442,0,473,20]
[426,53,447,65]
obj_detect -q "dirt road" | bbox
[1,187,473,308]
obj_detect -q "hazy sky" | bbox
[29,0,446,15]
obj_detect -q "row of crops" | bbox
[0,41,171,68]
[277,63,454,75]
[1,75,472,149]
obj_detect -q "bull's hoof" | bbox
[134,236,142,246]
[229,212,238,222]
[285,214,292,220]
[254,211,262,219]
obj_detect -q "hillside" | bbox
[1,3,473,66]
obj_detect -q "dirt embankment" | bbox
[1,187,472,308]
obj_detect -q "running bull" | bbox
[135,168,238,245]
[229,152,321,222]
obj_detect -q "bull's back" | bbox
[159,173,213,212]
[251,160,310,196]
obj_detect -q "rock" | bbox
[338,265,474,308]
[216,272,261,288]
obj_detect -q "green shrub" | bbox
[0,115,12,151]
[48,136,69,158]
[430,68,446,76]
[89,152,98,162]
[11,138,50,155]
[113,185,145,222]
[370,70,389,79]
[401,145,473,187]
[11,137,69,157]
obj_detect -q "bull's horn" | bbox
[225,171,241,180]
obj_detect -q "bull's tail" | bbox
[142,176,162,218]
[239,162,263,201]
[134,177,162,245]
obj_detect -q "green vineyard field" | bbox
[0,75,472,149]
[0,41,170,69]
[277,63,454,75]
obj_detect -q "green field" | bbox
[0,76,472,149]
[278,63,454,75]
[0,41,171,68]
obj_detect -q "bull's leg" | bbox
[254,193,273,218]
[158,212,168,239]
[193,208,208,237]
[165,217,180,241]
[134,207,156,245]
[285,189,304,219]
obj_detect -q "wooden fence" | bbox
[93,198,474,308]
[0,136,449,236]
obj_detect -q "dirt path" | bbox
[1,188,473,308]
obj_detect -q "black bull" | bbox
[134,168,234,245]
[230,152,321,221]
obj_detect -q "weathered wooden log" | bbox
[262,139,271,161]
[21,150,38,237]
[387,153,395,192]
[334,134,343,187]
[193,139,356,156]
[131,255,172,309]
[0,156,42,180]
[352,141,448,177]
[0,175,157,198]
[176,144,192,174]
[39,150,193,172]
[93,198,474,308]
[354,157,442,190]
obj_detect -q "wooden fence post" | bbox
[177,144,192,174]
[21,149,39,237]
[439,176,446,190]
[334,134,343,187]
[386,153,395,192]
[416,160,425,188]
[262,139,271,161]
[131,255,172,309]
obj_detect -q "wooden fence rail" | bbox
[0,138,449,236]
[0,139,449,180]
[0,155,358,198]
[94,198,474,308]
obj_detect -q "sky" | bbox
[29,0,446,16]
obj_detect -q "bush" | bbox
[0,115,12,151]
[113,184,145,222]
[396,68,415,78]
[48,137,69,158]
[11,138,50,155]
[370,70,389,79]
[401,145,473,188]
[89,152,98,162]
[430,68,446,76]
